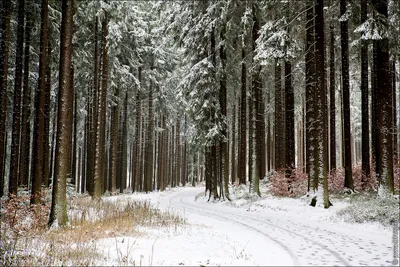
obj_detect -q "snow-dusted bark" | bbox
[373,0,394,198]
[49,0,74,227]
[310,0,331,208]
[0,0,12,197]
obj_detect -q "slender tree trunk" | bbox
[340,0,354,191]
[274,59,284,171]
[266,88,271,172]
[43,26,52,188]
[19,4,33,188]
[393,61,398,172]
[121,90,128,191]
[230,101,236,184]
[0,0,12,197]
[219,23,230,199]
[110,86,119,193]
[329,21,336,173]
[93,11,108,198]
[145,80,154,193]
[285,60,295,189]
[373,0,393,197]
[71,70,77,187]
[311,0,331,208]
[305,1,315,192]
[360,0,370,186]
[48,0,74,227]
[32,0,48,204]
[9,0,25,196]
[239,45,247,185]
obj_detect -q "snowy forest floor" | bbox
[1,179,399,266]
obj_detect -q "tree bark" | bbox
[49,0,74,227]
[373,0,393,197]
[93,10,108,198]
[305,1,315,192]
[340,0,354,191]
[9,0,25,196]
[311,0,331,208]
[20,3,33,188]
[239,45,247,185]
[360,0,370,185]
[329,21,336,172]
[0,0,12,197]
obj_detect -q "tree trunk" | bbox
[94,10,108,198]
[145,80,154,193]
[0,0,12,197]
[274,59,284,171]
[340,0,354,191]
[311,0,331,208]
[285,60,295,189]
[305,1,315,192]
[32,0,48,204]
[110,86,119,193]
[219,23,230,199]
[43,25,52,188]
[9,0,25,196]
[360,0,370,185]
[239,45,247,185]
[373,0,393,197]
[48,0,74,227]
[20,3,33,188]
[329,22,336,172]
[121,90,128,191]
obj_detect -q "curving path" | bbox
[161,187,394,266]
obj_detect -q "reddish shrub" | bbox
[269,169,308,197]
[329,165,378,193]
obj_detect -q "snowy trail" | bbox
[163,187,394,266]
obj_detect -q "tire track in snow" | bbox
[170,190,352,266]
[168,190,300,266]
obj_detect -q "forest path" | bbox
[161,187,394,266]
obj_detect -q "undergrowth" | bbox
[1,193,185,266]
[268,164,399,197]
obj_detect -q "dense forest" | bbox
[0,0,399,227]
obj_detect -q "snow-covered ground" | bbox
[93,184,396,266]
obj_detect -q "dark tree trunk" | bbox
[371,43,377,171]
[43,26,52,188]
[266,88,271,172]
[110,86,119,193]
[305,1,315,192]
[9,0,25,196]
[340,0,354,191]
[239,45,247,185]
[120,90,128,191]
[19,3,33,188]
[274,59,284,170]
[32,0,48,204]
[71,68,77,187]
[93,11,108,198]
[230,101,236,184]
[219,23,230,199]
[372,0,394,196]
[360,0,370,185]
[312,0,331,208]
[86,17,99,196]
[285,60,295,171]
[145,79,154,193]
[0,0,12,197]
[393,61,398,170]
[48,0,74,227]
[134,67,142,192]
[329,22,336,172]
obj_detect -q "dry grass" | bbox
[1,193,186,266]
